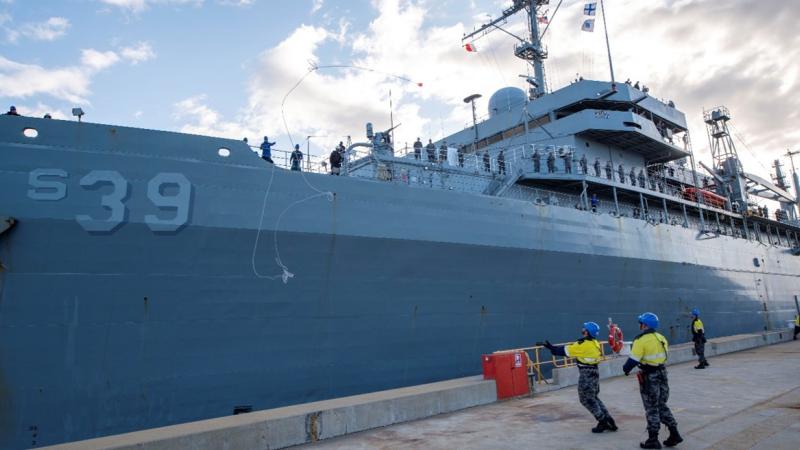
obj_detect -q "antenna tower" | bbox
[463,0,550,98]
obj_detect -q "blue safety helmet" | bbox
[638,312,659,329]
[583,321,600,338]
[691,308,700,317]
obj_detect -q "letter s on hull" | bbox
[28,169,67,200]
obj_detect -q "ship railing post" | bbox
[742,214,750,240]
[682,203,689,227]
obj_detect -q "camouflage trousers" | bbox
[639,367,677,433]
[578,365,609,421]
[694,339,707,364]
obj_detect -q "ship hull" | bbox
[1,117,798,447]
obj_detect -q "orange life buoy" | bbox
[608,324,624,353]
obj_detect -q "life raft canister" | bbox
[608,323,624,353]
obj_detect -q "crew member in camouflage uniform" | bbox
[690,308,708,369]
[623,312,683,449]
[544,322,618,433]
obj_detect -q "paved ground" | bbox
[303,340,800,450]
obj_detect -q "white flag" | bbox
[584,2,597,16]
[581,18,595,32]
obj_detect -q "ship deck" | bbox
[310,340,800,450]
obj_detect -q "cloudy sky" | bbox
[1,0,798,182]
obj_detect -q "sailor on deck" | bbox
[260,136,275,164]
[580,154,588,175]
[439,142,448,164]
[547,151,556,173]
[594,158,602,177]
[691,308,709,369]
[290,144,303,171]
[623,312,683,449]
[426,139,436,163]
[4,106,19,116]
[413,138,422,160]
[618,164,625,183]
[483,151,491,172]
[544,322,618,434]
[457,146,465,167]
[329,146,343,175]
[533,149,541,173]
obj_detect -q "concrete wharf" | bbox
[44,331,799,450]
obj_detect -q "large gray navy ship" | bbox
[1,1,799,448]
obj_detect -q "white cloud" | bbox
[0,56,92,104]
[120,42,156,64]
[218,0,254,6]
[0,43,151,104]
[80,49,120,70]
[173,94,248,138]
[311,0,323,14]
[99,0,203,13]
[19,17,70,41]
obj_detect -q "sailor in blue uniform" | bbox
[260,136,275,164]
[290,144,303,171]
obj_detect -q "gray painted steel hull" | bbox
[1,117,798,448]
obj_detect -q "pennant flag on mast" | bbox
[584,2,597,16]
[581,18,595,32]
[464,42,477,52]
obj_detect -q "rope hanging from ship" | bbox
[253,63,419,283]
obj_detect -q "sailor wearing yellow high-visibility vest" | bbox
[623,312,683,449]
[544,322,618,434]
[691,308,708,369]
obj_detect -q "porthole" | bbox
[218,148,231,157]
[23,128,38,138]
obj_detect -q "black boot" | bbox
[605,416,618,431]
[640,431,662,449]
[694,363,705,369]
[591,420,609,433]
[703,360,709,367]
[663,426,683,447]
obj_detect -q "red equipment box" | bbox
[481,352,530,399]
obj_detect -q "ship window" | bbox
[218,147,231,157]
[623,121,642,129]
[527,114,550,129]
[23,128,38,138]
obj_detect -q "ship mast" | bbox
[462,0,550,98]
